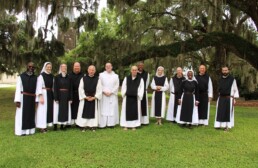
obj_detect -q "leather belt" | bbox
[21,92,36,97]
[59,89,68,91]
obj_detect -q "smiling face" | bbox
[73,62,81,74]
[105,63,112,73]
[60,64,67,73]
[88,65,96,77]
[137,62,144,72]
[199,65,206,75]
[157,67,164,76]
[187,71,193,80]
[131,66,138,77]
[27,62,35,73]
[45,63,52,74]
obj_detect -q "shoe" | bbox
[123,127,128,131]
[132,128,136,131]
[53,124,57,131]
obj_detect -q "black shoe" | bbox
[65,125,72,129]
[53,124,57,131]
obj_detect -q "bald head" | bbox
[105,62,113,73]
[131,65,138,77]
[176,67,183,78]
[27,62,35,73]
[199,65,206,75]
[88,65,96,77]
[73,62,81,74]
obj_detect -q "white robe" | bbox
[35,75,53,128]
[14,77,36,136]
[99,71,119,128]
[120,77,144,128]
[199,77,213,125]
[140,73,150,124]
[166,78,177,121]
[150,77,169,118]
[76,78,102,127]
[214,79,239,128]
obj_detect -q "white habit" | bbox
[76,78,102,127]
[120,77,144,128]
[99,71,119,128]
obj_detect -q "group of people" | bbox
[14,61,239,136]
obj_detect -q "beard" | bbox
[222,73,229,77]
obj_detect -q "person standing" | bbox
[214,66,239,131]
[53,64,73,130]
[36,62,54,133]
[76,65,102,132]
[195,64,213,126]
[176,70,199,128]
[99,63,119,128]
[166,67,185,123]
[14,62,37,136]
[137,62,150,125]
[120,66,144,131]
[69,62,84,126]
[150,66,169,125]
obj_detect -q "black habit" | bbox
[69,72,84,120]
[172,75,186,118]
[41,72,54,123]
[82,75,98,119]
[137,70,148,116]
[20,72,37,129]
[195,73,210,120]
[54,74,73,122]
[154,76,166,117]
[126,75,141,121]
[216,75,234,122]
[179,80,199,122]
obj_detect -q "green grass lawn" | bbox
[0,87,258,168]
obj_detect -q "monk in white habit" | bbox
[120,66,144,131]
[137,62,150,125]
[214,66,239,131]
[150,66,169,125]
[99,63,119,128]
[36,62,54,133]
[76,65,102,132]
[14,62,37,136]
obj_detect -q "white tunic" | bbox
[150,77,169,118]
[214,79,239,128]
[140,73,150,124]
[166,78,177,121]
[199,77,213,125]
[35,75,53,128]
[76,78,102,127]
[99,71,119,128]
[14,77,36,136]
[120,77,144,128]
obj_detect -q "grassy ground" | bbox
[0,87,258,168]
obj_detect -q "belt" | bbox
[171,92,175,94]
[220,95,234,98]
[85,92,95,96]
[59,89,68,91]
[43,87,52,90]
[21,92,36,97]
